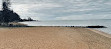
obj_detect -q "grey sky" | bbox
[0,0,111,20]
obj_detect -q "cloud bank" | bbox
[0,0,111,20]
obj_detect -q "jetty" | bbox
[64,25,106,28]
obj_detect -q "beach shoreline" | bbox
[87,28,111,38]
[0,27,110,49]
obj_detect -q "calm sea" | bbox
[20,19,111,34]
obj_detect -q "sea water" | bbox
[20,19,111,34]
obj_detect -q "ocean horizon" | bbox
[20,19,111,34]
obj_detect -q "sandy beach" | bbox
[0,27,111,49]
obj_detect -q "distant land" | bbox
[0,0,36,23]
[0,0,36,27]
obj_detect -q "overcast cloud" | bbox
[0,0,111,20]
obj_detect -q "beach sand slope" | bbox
[0,27,110,49]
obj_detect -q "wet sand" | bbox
[0,27,111,49]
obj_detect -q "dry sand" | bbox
[0,27,111,49]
